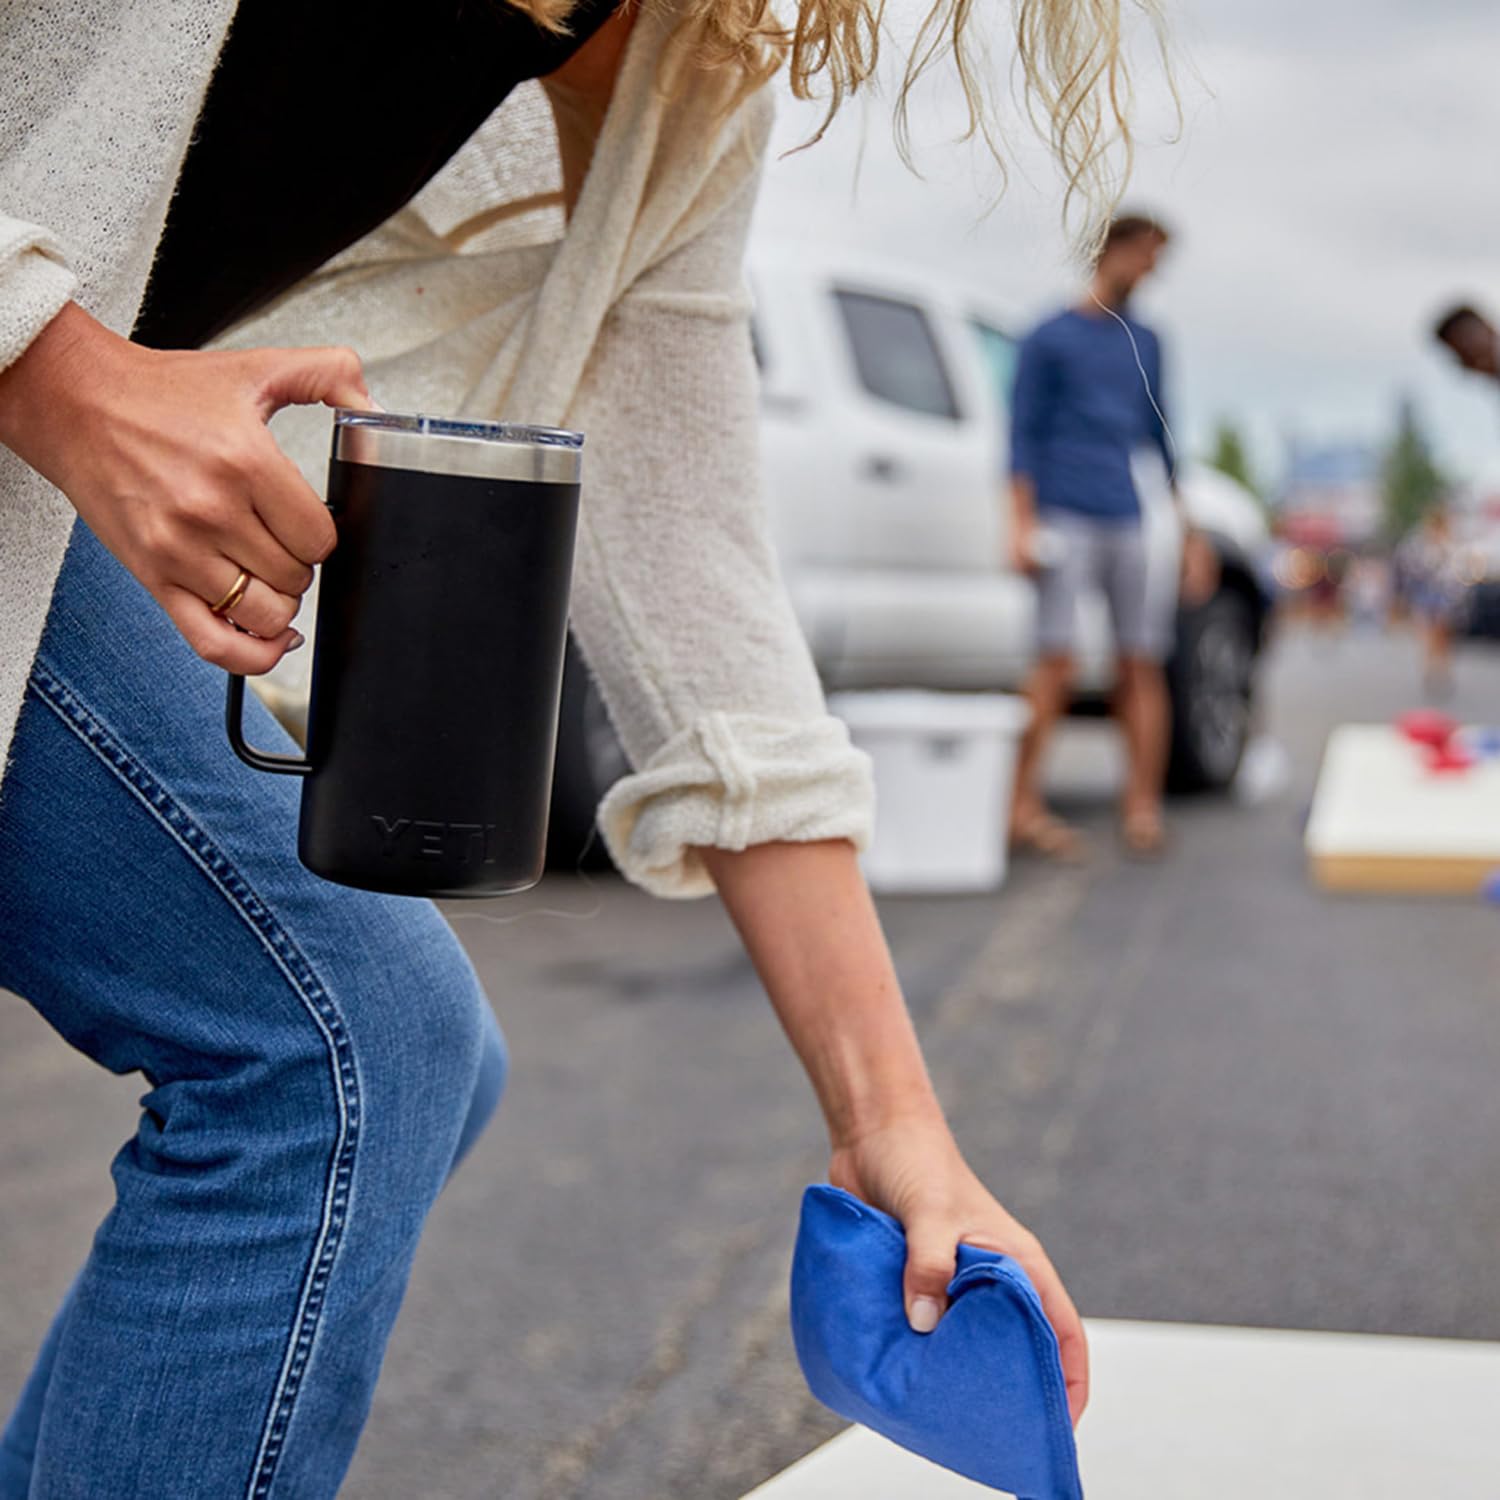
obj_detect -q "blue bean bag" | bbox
[790,1185,1083,1499]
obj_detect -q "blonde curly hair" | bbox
[514,0,1165,239]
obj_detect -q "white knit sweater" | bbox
[0,0,240,782]
[0,4,874,897]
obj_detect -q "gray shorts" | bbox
[1033,512,1175,662]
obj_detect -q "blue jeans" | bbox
[0,525,507,1498]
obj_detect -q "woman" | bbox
[1403,508,1464,698]
[0,0,1142,1492]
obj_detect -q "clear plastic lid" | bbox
[333,409,583,484]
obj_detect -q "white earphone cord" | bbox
[1089,288,1179,473]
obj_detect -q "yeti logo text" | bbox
[371,816,498,864]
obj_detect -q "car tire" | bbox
[1167,586,1256,794]
[547,637,629,871]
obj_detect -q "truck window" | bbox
[833,290,960,421]
[970,319,1018,403]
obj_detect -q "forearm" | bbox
[697,839,944,1146]
[697,838,1089,1408]
[1007,472,1039,567]
[0,301,100,471]
[1010,473,1037,525]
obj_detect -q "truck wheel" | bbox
[1167,587,1256,794]
[547,638,629,871]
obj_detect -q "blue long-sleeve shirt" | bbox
[1009,306,1175,520]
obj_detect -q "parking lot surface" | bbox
[3,625,1498,1498]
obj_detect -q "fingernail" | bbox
[287,632,306,653]
[364,392,385,412]
[909,1296,942,1334]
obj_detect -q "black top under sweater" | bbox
[135,0,617,350]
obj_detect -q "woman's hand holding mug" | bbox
[0,301,373,675]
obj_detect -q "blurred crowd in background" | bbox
[1208,306,1500,702]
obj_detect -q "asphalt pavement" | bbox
[3,621,1499,1499]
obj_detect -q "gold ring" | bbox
[209,568,253,618]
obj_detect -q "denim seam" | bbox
[27,661,361,1500]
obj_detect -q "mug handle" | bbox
[225,675,314,775]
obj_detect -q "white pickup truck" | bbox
[547,246,1272,863]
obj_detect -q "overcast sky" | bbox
[753,0,1500,491]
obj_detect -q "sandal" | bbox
[1010,809,1086,863]
[1120,807,1168,859]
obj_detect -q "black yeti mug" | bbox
[225,410,583,897]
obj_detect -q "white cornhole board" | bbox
[1306,724,1500,893]
[743,1319,1500,1500]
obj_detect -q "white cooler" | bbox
[830,691,1030,894]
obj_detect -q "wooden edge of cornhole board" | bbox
[1309,853,1498,894]
[1305,724,1500,895]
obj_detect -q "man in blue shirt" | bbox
[1008,213,1201,858]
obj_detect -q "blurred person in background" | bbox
[1397,507,1466,698]
[1347,553,1391,633]
[1433,304,1499,383]
[1007,214,1215,861]
[0,0,1154,1491]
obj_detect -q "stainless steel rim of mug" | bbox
[333,411,583,484]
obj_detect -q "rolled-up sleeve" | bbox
[0,214,76,374]
[566,101,874,898]
[597,713,873,898]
